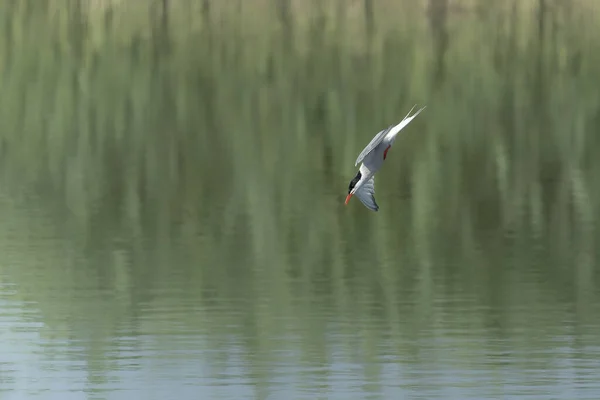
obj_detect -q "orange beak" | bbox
[345,193,353,205]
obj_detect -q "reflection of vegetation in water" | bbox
[0,0,599,395]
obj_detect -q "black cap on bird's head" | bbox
[345,170,362,205]
[348,171,362,194]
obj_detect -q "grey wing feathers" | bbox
[354,125,393,167]
[354,176,379,212]
[355,105,426,166]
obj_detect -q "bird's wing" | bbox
[354,125,393,167]
[354,176,379,212]
[383,105,426,145]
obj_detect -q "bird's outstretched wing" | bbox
[354,125,393,167]
[354,176,379,212]
[354,105,426,166]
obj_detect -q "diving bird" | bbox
[345,105,426,211]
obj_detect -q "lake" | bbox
[1,1,600,399]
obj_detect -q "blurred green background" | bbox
[1,1,600,399]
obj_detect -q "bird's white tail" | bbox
[387,105,426,143]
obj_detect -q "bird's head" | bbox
[345,170,362,205]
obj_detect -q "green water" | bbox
[1,1,600,399]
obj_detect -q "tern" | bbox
[345,105,426,211]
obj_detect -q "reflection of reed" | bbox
[427,0,448,88]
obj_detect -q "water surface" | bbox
[2,1,600,399]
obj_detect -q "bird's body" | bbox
[345,105,426,211]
